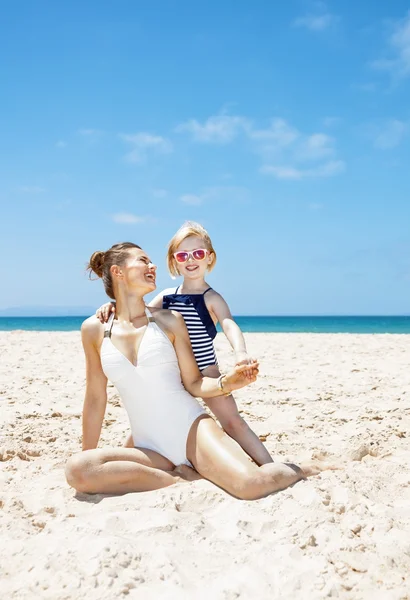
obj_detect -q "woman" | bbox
[66,242,332,500]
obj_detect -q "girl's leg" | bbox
[65,447,198,495]
[187,416,332,501]
[201,365,273,465]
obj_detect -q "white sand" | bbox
[1,331,410,599]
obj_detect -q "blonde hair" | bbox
[167,221,217,277]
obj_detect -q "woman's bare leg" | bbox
[187,417,333,500]
[201,365,273,465]
[65,447,197,495]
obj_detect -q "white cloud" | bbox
[112,213,147,224]
[78,129,103,136]
[176,111,345,180]
[180,194,203,205]
[323,116,341,128]
[77,129,104,146]
[251,119,344,179]
[56,140,67,148]
[151,188,168,198]
[372,11,410,79]
[120,133,173,163]
[314,160,345,177]
[296,133,335,161]
[260,165,303,180]
[180,186,250,205]
[17,186,46,193]
[261,160,345,180]
[249,118,299,147]
[373,119,408,149]
[293,3,339,32]
[354,82,378,93]
[175,115,250,143]
[293,13,336,31]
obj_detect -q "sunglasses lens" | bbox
[193,249,206,260]
[175,252,188,263]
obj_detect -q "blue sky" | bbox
[1,0,410,315]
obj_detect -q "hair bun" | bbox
[88,250,105,278]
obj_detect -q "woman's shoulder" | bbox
[150,307,185,332]
[81,315,105,343]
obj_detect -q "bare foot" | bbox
[300,459,342,478]
[173,464,203,483]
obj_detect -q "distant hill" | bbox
[0,306,96,317]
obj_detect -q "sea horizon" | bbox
[2,315,410,334]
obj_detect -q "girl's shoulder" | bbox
[148,287,177,309]
[204,287,225,304]
[160,286,179,296]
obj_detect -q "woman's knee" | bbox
[65,453,93,492]
[230,473,265,501]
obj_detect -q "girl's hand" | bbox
[223,361,259,393]
[96,302,116,323]
[235,352,256,380]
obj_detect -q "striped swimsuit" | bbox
[163,287,218,371]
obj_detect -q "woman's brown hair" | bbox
[87,242,141,299]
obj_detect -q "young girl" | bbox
[97,222,273,465]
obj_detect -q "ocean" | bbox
[1,315,410,333]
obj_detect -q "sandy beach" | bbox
[1,331,410,599]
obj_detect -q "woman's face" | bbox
[115,248,157,294]
[174,235,213,280]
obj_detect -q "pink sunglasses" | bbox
[174,248,209,263]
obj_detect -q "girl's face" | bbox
[174,235,213,280]
[112,248,157,294]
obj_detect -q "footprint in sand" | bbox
[0,448,42,461]
[0,448,16,462]
[349,444,378,461]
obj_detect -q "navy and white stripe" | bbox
[163,289,217,371]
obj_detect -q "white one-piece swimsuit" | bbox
[100,308,206,466]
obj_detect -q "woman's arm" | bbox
[167,312,258,398]
[81,318,108,450]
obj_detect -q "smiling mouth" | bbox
[186,265,198,271]
[145,273,156,282]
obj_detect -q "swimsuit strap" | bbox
[202,287,212,296]
[145,306,155,322]
[104,309,154,338]
[104,313,115,338]
[175,285,180,293]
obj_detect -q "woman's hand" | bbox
[96,302,116,323]
[223,361,259,393]
[235,352,257,380]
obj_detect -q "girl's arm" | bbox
[147,287,175,309]
[81,318,108,450]
[207,293,248,361]
[166,311,258,398]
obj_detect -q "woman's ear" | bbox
[110,265,123,279]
